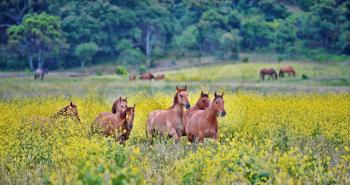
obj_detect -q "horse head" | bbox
[197,91,210,109]
[175,85,190,109]
[213,92,226,117]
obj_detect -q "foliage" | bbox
[7,13,64,70]
[0,93,349,184]
[115,66,128,76]
[74,42,98,68]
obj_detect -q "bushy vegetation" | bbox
[0,93,349,184]
[0,0,349,70]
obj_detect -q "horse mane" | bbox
[168,92,180,110]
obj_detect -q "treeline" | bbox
[0,0,349,71]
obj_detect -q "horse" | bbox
[50,102,81,122]
[182,91,210,136]
[112,96,128,114]
[119,105,135,143]
[93,105,135,144]
[155,74,165,80]
[129,74,136,81]
[140,72,155,80]
[146,86,191,142]
[260,68,277,80]
[279,66,296,78]
[34,68,48,80]
[186,92,226,143]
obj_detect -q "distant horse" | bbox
[140,72,155,80]
[50,102,81,122]
[155,74,165,80]
[279,66,296,78]
[146,86,191,141]
[182,91,210,136]
[34,68,48,80]
[260,68,277,80]
[186,92,226,142]
[112,96,128,114]
[129,74,136,81]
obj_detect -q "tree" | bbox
[116,39,145,65]
[7,13,64,70]
[74,42,98,68]
[219,30,241,59]
[174,26,199,56]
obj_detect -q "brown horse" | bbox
[129,74,136,81]
[155,74,165,80]
[186,92,226,142]
[146,86,191,141]
[94,105,135,144]
[112,96,128,114]
[34,68,48,80]
[279,66,296,78]
[260,68,277,80]
[182,91,210,136]
[140,72,155,80]
[50,102,81,122]
[119,105,135,143]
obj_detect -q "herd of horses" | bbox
[260,66,296,80]
[130,72,165,81]
[50,86,226,144]
[33,65,295,82]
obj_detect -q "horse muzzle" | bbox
[185,103,191,109]
[218,111,226,117]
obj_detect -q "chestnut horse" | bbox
[146,86,191,141]
[112,96,128,114]
[186,92,226,142]
[34,68,48,80]
[156,74,165,80]
[279,66,296,78]
[140,72,155,80]
[182,91,210,136]
[129,74,136,81]
[260,68,277,80]
[50,102,81,122]
[94,105,134,144]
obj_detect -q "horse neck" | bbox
[51,107,67,119]
[203,103,217,122]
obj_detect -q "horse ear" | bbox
[201,91,204,96]
[125,97,127,102]
[176,86,180,92]
[214,91,217,97]
[70,101,73,106]
[184,85,187,91]
[119,96,122,101]
[221,91,224,96]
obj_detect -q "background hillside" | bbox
[0,0,349,71]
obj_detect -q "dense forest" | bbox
[0,0,349,71]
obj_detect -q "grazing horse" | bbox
[182,91,210,136]
[186,92,226,142]
[51,102,81,122]
[155,74,165,80]
[129,74,136,81]
[94,105,135,144]
[112,96,128,114]
[140,72,155,80]
[34,68,48,80]
[260,68,277,80]
[146,86,191,141]
[279,66,296,78]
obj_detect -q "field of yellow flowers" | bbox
[0,92,349,184]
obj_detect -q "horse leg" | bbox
[168,128,180,142]
[268,74,271,80]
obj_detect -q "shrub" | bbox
[139,65,147,73]
[301,74,309,80]
[115,66,128,76]
[242,57,249,63]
